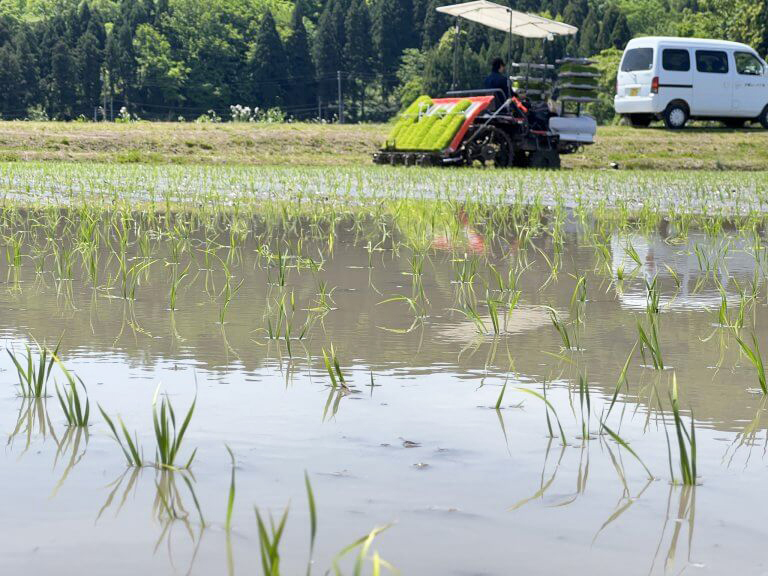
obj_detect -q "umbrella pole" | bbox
[452,17,460,91]
[507,9,513,95]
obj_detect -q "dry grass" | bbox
[0,121,766,170]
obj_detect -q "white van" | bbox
[614,36,768,129]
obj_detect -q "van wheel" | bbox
[629,114,653,128]
[759,106,768,129]
[663,102,688,129]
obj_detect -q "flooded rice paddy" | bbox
[2,164,768,575]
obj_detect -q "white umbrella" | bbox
[437,0,577,39]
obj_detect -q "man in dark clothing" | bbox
[484,57,510,102]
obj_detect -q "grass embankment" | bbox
[0,121,766,170]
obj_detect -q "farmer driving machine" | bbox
[373,0,598,169]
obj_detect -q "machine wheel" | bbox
[663,101,689,129]
[723,118,746,129]
[759,106,768,129]
[628,114,653,128]
[465,126,513,168]
[529,149,561,169]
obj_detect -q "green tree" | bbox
[162,0,251,114]
[50,39,77,118]
[579,9,599,56]
[597,5,620,50]
[562,0,588,54]
[609,12,631,50]
[343,0,373,120]
[394,47,426,109]
[313,4,340,109]
[248,10,288,109]
[285,1,317,118]
[133,23,187,111]
[12,27,40,113]
[76,30,103,114]
[0,44,23,118]
[373,0,412,92]
[422,0,449,50]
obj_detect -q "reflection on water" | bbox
[1,203,768,575]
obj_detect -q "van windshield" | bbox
[621,48,654,72]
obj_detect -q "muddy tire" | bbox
[465,126,513,168]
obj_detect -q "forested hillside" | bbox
[0,0,764,122]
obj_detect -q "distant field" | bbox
[0,121,766,170]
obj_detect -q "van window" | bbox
[735,52,764,76]
[662,49,690,72]
[621,48,653,72]
[696,50,729,74]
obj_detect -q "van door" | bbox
[733,51,768,117]
[659,46,693,103]
[617,47,654,98]
[693,49,733,116]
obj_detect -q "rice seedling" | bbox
[516,384,567,446]
[732,326,767,393]
[577,373,591,439]
[637,281,664,370]
[4,231,23,267]
[255,505,289,575]
[637,317,664,370]
[624,240,642,268]
[168,261,190,311]
[543,306,576,351]
[117,254,154,300]
[331,525,395,576]
[487,294,501,335]
[668,374,697,485]
[305,471,317,576]
[218,258,244,325]
[495,379,508,410]
[99,405,143,467]
[453,255,477,285]
[152,387,197,470]
[606,342,638,418]
[322,344,348,391]
[224,445,236,532]
[599,420,653,480]
[53,243,74,280]
[54,360,90,428]
[7,339,60,398]
[268,243,290,287]
[452,298,488,334]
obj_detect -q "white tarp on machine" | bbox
[436,1,577,39]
